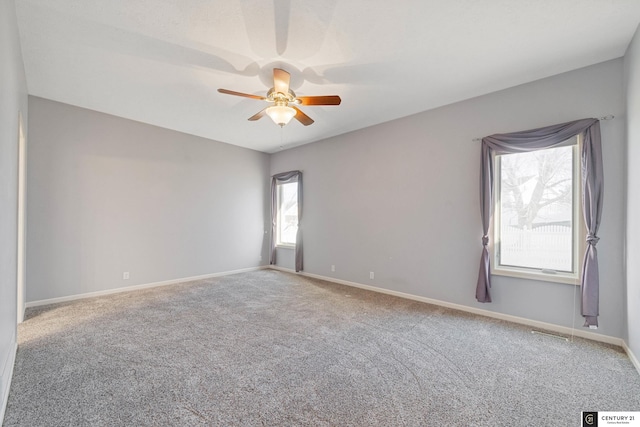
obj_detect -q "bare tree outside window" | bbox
[497,142,576,272]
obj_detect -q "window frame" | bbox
[490,135,585,285]
[275,180,298,248]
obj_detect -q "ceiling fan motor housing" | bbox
[267,88,298,105]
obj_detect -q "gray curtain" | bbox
[476,118,603,328]
[269,170,303,272]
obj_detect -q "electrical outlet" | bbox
[369,271,374,280]
[331,265,335,272]
[123,272,130,280]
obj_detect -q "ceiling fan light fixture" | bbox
[266,105,296,127]
[218,68,339,127]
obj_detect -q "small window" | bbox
[276,181,298,246]
[492,136,582,284]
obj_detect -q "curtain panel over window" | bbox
[476,118,603,328]
[270,170,303,272]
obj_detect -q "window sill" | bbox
[492,267,579,285]
[275,244,296,249]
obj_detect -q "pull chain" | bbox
[279,125,284,150]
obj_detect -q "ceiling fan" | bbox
[218,68,341,127]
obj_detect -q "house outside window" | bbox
[492,136,583,284]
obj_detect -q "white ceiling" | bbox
[15,0,640,153]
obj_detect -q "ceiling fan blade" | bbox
[248,108,267,121]
[296,95,342,106]
[292,106,314,126]
[218,88,265,101]
[273,68,290,94]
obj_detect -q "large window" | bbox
[276,181,298,246]
[493,136,582,283]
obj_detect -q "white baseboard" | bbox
[623,341,640,376]
[270,266,624,347]
[26,266,268,308]
[0,342,18,426]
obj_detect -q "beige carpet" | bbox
[4,269,640,426]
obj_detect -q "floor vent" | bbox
[531,330,569,341]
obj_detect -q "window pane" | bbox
[498,145,574,272]
[277,182,298,245]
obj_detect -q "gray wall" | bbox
[0,0,28,413]
[625,25,640,360]
[26,97,270,302]
[271,59,626,339]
